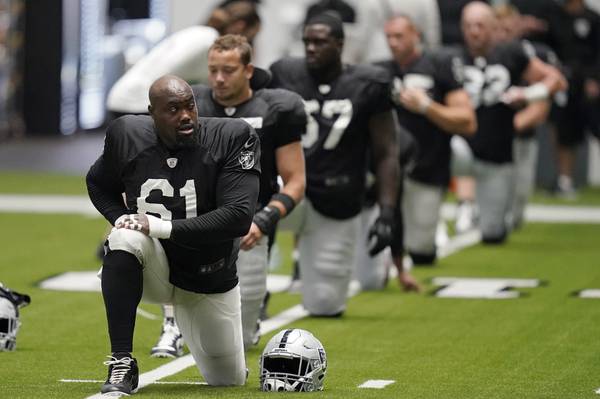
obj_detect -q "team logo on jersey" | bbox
[166,158,178,168]
[224,106,236,116]
[574,18,591,38]
[238,151,255,170]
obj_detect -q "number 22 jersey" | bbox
[454,41,530,163]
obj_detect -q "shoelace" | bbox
[156,324,181,348]
[103,356,134,384]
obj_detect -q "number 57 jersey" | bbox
[269,57,393,219]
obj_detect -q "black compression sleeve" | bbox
[86,157,128,225]
[170,170,260,246]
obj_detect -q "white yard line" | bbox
[61,379,206,385]
[0,194,98,216]
[2,194,600,224]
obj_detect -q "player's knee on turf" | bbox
[482,230,507,244]
[304,283,346,316]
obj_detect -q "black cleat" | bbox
[101,355,139,396]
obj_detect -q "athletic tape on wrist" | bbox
[523,82,550,102]
[146,214,172,239]
[270,192,296,215]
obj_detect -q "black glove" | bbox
[253,205,281,235]
[367,205,395,256]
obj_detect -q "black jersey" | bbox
[87,115,261,294]
[269,57,392,219]
[454,41,530,163]
[192,84,305,208]
[376,49,462,187]
[546,6,600,80]
[517,40,561,139]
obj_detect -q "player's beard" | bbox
[175,124,199,149]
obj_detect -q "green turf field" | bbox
[1,172,600,398]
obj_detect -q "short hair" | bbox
[209,34,253,65]
[305,11,345,40]
[206,1,261,35]
[494,3,521,19]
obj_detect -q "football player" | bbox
[269,12,400,316]
[86,75,260,396]
[190,34,306,349]
[374,15,476,268]
[452,1,566,244]
[494,4,558,228]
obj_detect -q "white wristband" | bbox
[146,214,172,239]
[523,82,550,102]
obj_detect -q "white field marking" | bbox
[80,231,481,398]
[38,271,159,320]
[40,271,291,295]
[358,380,396,389]
[431,277,540,299]
[579,289,600,298]
[60,379,206,385]
[2,193,600,224]
[436,229,482,258]
[440,203,600,224]
[0,194,98,216]
[136,308,160,320]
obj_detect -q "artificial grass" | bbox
[1,212,599,398]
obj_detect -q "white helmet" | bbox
[259,328,327,392]
[0,283,30,352]
[0,296,20,351]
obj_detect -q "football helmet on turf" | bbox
[0,283,30,351]
[259,328,327,392]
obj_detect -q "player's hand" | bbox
[501,86,527,108]
[240,222,264,251]
[398,271,421,293]
[367,206,395,256]
[116,213,150,235]
[584,78,600,100]
[399,88,432,114]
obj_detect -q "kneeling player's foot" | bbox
[101,355,139,396]
[150,322,184,358]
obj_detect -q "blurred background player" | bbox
[269,12,399,316]
[374,14,476,266]
[494,4,558,228]
[453,1,566,244]
[192,34,306,349]
[543,0,600,198]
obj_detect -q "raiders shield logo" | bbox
[238,151,255,170]
[166,158,178,168]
